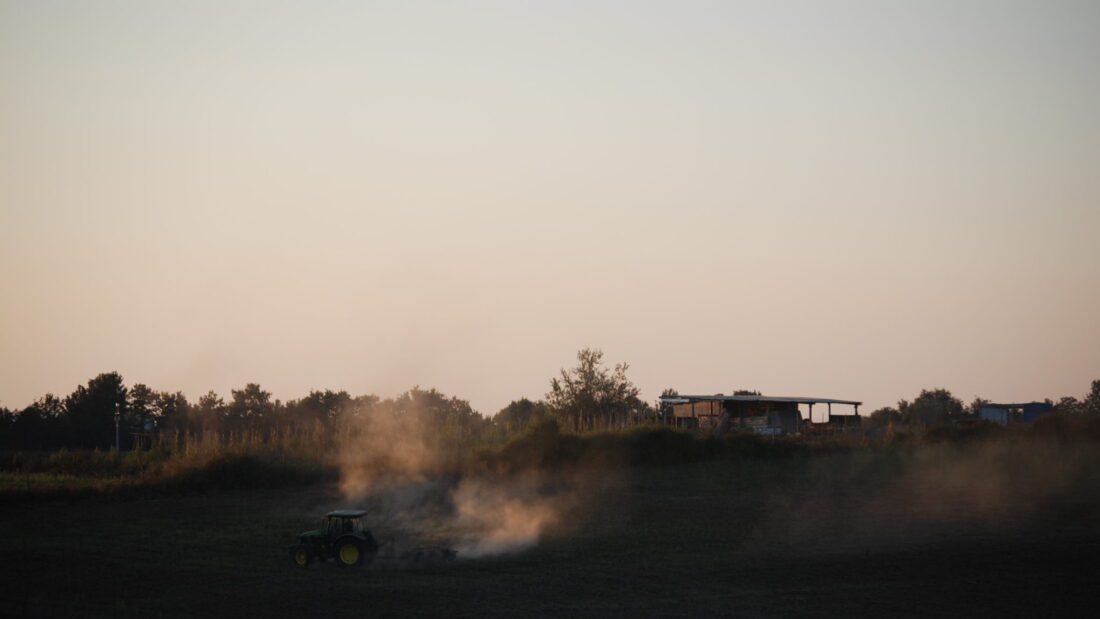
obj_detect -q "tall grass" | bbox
[3,413,1097,500]
[0,426,336,501]
[475,420,822,474]
[476,414,1100,474]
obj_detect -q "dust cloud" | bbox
[449,475,576,557]
[336,400,1098,563]
[334,400,596,559]
[337,406,438,501]
[739,439,1099,558]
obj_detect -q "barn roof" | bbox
[981,402,1052,411]
[660,395,862,406]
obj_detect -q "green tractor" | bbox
[289,510,380,569]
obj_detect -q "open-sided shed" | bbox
[659,394,862,435]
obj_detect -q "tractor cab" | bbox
[322,510,367,540]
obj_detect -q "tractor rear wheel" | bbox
[334,538,364,568]
[290,545,313,569]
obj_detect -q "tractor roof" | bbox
[326,510,366,519]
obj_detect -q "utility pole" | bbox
[114,402,121,452]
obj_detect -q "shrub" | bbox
[478,421,821,472]
[1025,413,1100,443]
[161,453,325,492]
[923,421,1004,444]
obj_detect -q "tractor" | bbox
[289,510,379,568]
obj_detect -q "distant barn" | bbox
[659,394,862,436]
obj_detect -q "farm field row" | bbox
[2,446,1098,617]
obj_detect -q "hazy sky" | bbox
[2,0,1098,415]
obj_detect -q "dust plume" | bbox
[334,391,597,559]
[738,438,1099,558]
[450,475,577,557]
[337,401,438,500]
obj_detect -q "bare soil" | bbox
[2,449,1098,618]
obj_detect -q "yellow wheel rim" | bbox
[294,549,308,565]
[339,543,360,564]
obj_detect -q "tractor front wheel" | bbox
[334,538,365,568]
[290,545,314,569]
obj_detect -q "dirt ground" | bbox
[2,449,1098,618]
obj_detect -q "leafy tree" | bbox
[1083,380,1100,417]
[897,388,964,426]
[11,395,66,449]
[155,391,190,432]
[1052,396,1082,416]
[967,397,990,417]
[657,388,679,420]
[0,406,13,448]
[493,398,549,436]
[64,372,128,449]
[382,387,488,450]
[193,390,226,434]
[286,389,352,430]
[129,383,158,433]
[732,389,761,396]
[547,348,643,431]
[342,394,379,426]
[869,406,902,425]
[227,383,275,431]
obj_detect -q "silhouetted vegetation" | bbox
[546,348,652,431]
[477,420,820,474]
[492,397,551,436]
[2,349,1099,500]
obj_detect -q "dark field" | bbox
[3,444,1099,618]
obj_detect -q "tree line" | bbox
[866,381,1100,427]
[0,375,489,452]
[0,348,650,451]
[1,347,1098,451]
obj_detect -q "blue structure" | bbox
[979,402,1053,426]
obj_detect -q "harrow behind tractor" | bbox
[289,510,456,569]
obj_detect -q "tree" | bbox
[405,388,483,440]
[547,348,643,431]
[657,388,679,420]
[493,398,549,436]
[286,390,352,430]
[11,395,66,449]
[897,388,964,426]
[1083,380,1100,417]
[129,383,158,433]
[342,394,379,426]
[64,372,128,449]
[1052,396,1082,416]
[967,397,990,417]
[869,406,902,425]
[155,391,190,433]
[193,390,226,435]
[0,406,14,448]
[368,387,488,451]
[227,383,275,432]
